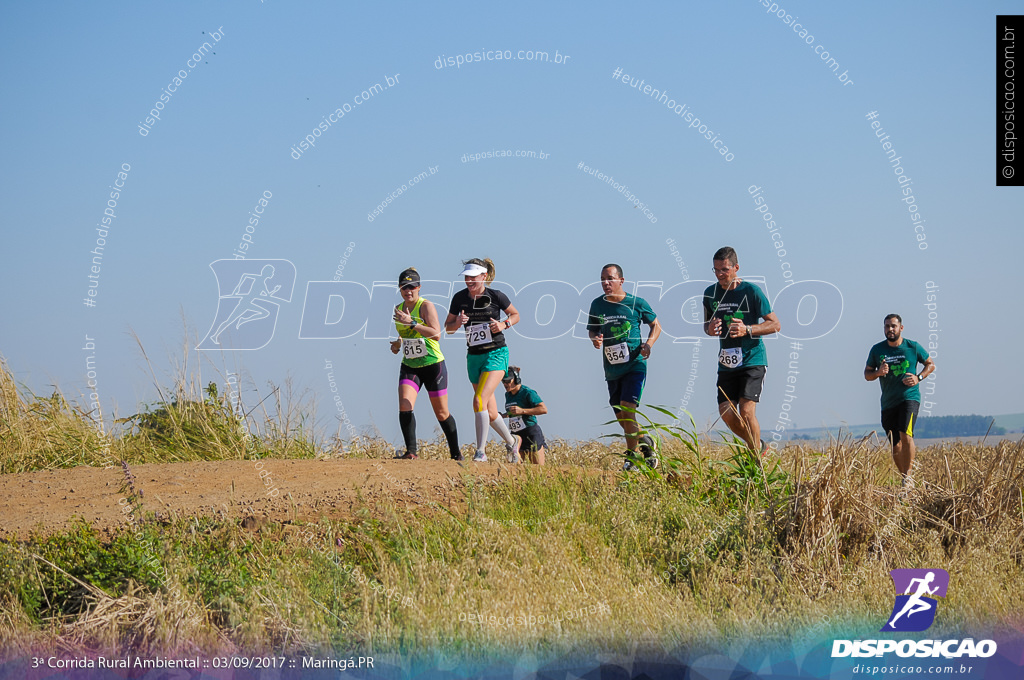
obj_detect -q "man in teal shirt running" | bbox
[587,264,662,470]
[865,313,935,483]
[703,247,781,455]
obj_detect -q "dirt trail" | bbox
[0,458,523,540]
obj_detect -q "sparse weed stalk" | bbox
[716,434,792,504]
[601,404,702,480]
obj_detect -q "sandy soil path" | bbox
[0,458,521,540]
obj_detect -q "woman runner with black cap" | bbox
[390,267,461,460]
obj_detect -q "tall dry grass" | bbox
[0,355,110,473]
[1,435,1020,658]
[0,351,367,472]
[1,352,1022,656]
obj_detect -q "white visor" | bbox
[460,263,488,277]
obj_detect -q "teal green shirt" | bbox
[586,293,657,381]
[504,385,544,429]
[866,338,930,410]
[702,281,773,372]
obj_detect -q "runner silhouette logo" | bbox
[198,260,296,351]
[881,568,949,632]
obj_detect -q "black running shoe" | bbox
[395,450,418,460]
[638,434,659,469]
[622,450,640,471]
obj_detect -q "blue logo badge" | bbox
[881,568,949,632]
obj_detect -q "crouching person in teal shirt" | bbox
[501,366,548,465]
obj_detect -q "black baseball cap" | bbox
[398,268,420,289]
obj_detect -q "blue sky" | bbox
[1,1,1020,446]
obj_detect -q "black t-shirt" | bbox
[448,287,512,355]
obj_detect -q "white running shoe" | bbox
[506,435,522,463]
[473,450,488,462]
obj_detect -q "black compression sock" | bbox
[399,411,417,454]
[439,415,459,459]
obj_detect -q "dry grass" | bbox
[0,355,111,473]
[1,438,1021,657]
[0,351,358,470]
[1,353,1022,656]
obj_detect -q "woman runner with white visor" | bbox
[444,258,521,462]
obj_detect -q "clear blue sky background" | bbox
[1,1,1019,447]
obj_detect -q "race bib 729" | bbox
[467,324,492,347]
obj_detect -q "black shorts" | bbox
[607,371,647,407]
[399,361,449,397]
[881,401,920,440]
[716,366,767,404]
[516,424,546,453]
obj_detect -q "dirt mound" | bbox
[0,458,522,540]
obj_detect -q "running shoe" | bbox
[506,435,523,463]
[473,450,488,463]
[451,453,465,462]
[394,450,418,460]
[638,434,659,470]
[637,434,656,455]
[622,450,640,471]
